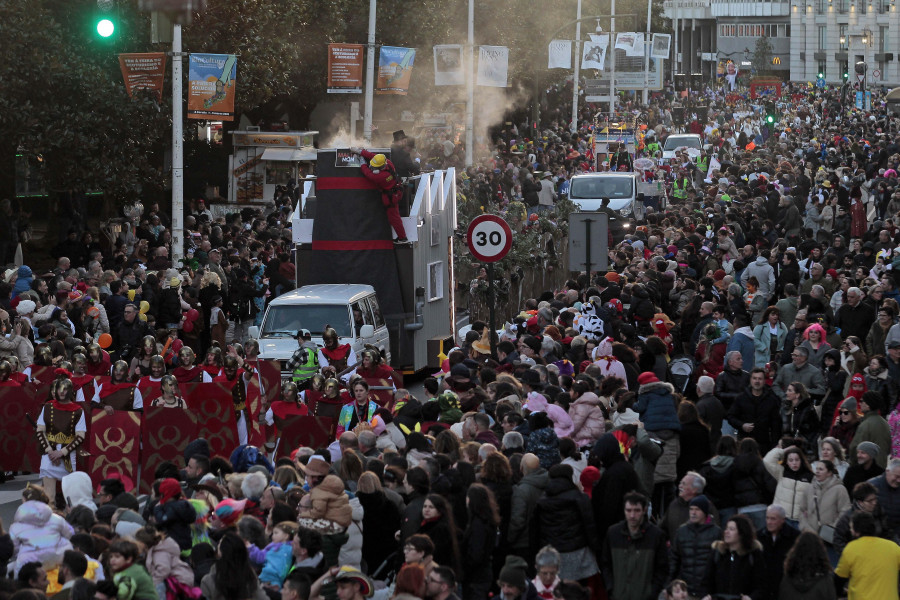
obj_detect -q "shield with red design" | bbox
[275,416,334,459]
[360,375,394,406]
[183,382,238,458]
[27,365,57,400]
[0,387,43,472]
[137,380,163,405]
[87,408,142,491]
[140,407,198,493]
[244,373,266,448]
[256,360,282,409]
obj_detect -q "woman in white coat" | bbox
[763,445,812,528]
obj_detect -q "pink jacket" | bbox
[526,392,574,438]
[146,537,195,586]
[569,392,606,448]
[10,501,73,575]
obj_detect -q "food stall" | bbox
[226,130,318,211]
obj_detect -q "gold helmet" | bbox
[309,373,326,392]
[322,327,339,346]
[0,360,11,381]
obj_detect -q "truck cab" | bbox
[249,284,390,377]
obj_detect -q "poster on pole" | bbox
[376,46,416,95]
[615,33,643,57]
[433,45,464,85]
[548,40,572,69]
[187,53,237,121]
[118,53,167,101]
[327,44,364,93]
[477,46,509,88]
[581,34,609,70]
[651,33,672,59]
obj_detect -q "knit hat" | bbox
[840,397,857,412]
[637,372,659,386]
[857,441,880,460]
[158,478,182,504]
[696,376,715,395]
[713,269,726,281]
[580,466,601,498]
[214,498,247,527]
[498,555,529,590]
[605,271,620,284]
[689,494,711,515]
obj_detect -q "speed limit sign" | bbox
[466,215,512,263]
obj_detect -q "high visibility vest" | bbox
[673,179,688,199]
[291,347,319,383]
[696,157,708,173]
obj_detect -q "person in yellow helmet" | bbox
[350,147,408,242]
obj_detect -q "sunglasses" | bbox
[840,410,852,415]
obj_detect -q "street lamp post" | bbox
[571,0,583,133]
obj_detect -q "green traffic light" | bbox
[97,18,114,38]
[766,115,774,124]
[818,73,824,78]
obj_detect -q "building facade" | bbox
[789,0,899,86]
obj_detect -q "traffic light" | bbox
[765,102,776,125]
[766,114,775,124]
[843,71,849,80]
[94,0,118,40]
[818,72,824,79]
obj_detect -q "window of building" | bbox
[818,26,827,50]
[880,25,888,52]
[839,24,848,48]
[818,61,827,77]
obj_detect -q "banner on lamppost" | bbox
[477,46,509,88]
[327,44,364,93]
[187,53,237,121]
[118,53,167,101]
[615,33,644,57]
[376,46,416,95]
[581,34,609,70]
[548,40,572,69]
[651,33,672,59]
[433,45,464,85]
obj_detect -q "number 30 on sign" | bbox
[466,215,513,263]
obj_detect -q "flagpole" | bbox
[609,0,616,118]
[364,0,376,143]
[171,23,184,265]
[465,0,474,165]
[570,0,582,134]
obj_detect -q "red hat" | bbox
[826,268,838,278]
[605,272,621,284]
[713,269,726,281]
[637,372,659,386]
[158,478,182,504]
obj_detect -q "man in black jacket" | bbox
[714,351,749,411]
[727,368,783,453]
[758,504,799,600]
[601,491,668,600]
[114,303,149,361]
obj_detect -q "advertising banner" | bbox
[328,44,364,93]
[433,45,464,85]
[615,33,643,57]
[118,53,167,101]
[376,46,416,95]
[187,53,237,121]
[548,40,572,69]
[477,46,509,88]
[582,34,609,70]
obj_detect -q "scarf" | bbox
[50,399,81,412]
[173,365,204,384]
[99,382,135,398]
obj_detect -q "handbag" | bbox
[814,494,835,544]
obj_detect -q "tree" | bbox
[752,36,773,76]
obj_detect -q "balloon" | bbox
[186,309,200,322]
[139,314,147,322]
[140,301,150,314]
[182,321,194,333]
[86,306,100,318]
[127,289,136,301]
[98,333,112,349]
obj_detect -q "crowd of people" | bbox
[1,78,900,600]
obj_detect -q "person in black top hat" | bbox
[391,130,420,179]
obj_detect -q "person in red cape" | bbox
[85,343,111,376]
[172,347,213,384]
[264,381,308,427]
[243,339,260,371]
[317,327,357,383]
[214,354,255,445]
[6,356,29,385]
[136,355,167,404]
[71,354,97,402]
[36,370,86,505]
[92,360,142,414]
[0,360,21,387]
[202,346,224,378]
[356,348,397,406]
[149,375,188,409]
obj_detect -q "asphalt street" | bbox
[0,473,41,528]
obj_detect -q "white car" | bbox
[661,134,702,162]
[568,172,643,232]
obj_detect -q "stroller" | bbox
[667,355,696,395]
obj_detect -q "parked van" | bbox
[568,172,643,233]
[661,133,702,162]
[249,284,390,377]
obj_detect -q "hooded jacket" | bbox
[526,426,561,470]
[702,540,766,600]
[668,518,722,596]
[299,475,352,528]
[61,472,98,512]
[698,455,735,509]
[569,391,606,448]
[337,495,364,570]
[534,473,597,555]
[10,500,74,575]
[12,266,33,299]
[731,452,777,508]
[509,467,549,549]
[153,498,197,552]
[634,381,681,432]
[763,447,812,520]
[145,536,195,587]
[800,474,851,533]
[526,393,573,439]
[591,434,640,540]
[741,256,775,300]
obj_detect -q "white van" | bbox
[568,172,643,233]
[661,133,703,162]
[249,284,391,377]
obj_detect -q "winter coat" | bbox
[714,366,749,412]
[569,392,606,448]
[534,474,597,554]
[0,334,34,367]
[696,393,726,453]
[462,514,498,586]
[592,434,641,541]
[742,256,776,301]
[253,542,294,588]
[417,517,459,573]
[526,394,573,439]
[753,321,789,368]
[668,519,722,596]
[61,472,97,512]
[153,499,197,552]
[731,453,777,508]
[676,421,711,480]
[200,565,267,600]
[698,456,736,509]
[526,426,561,470]
[777,572,837,600]
[600,519,668,600]
[357,490,401,574]
[763,448,812,521]
[145,537,195,587]
[849,411,892,469]
[299,475,352,528]
[634,381,681,432]
[702,540,766,600]
[833,501,887,555]
[509,468,548,550]
[10,500,73,575]
[869,472,900,539]
[337,496,364,570]
[696,341,727,380]
[759,521,800,600]
[784,397,821,450]
[728,386,784,453]
[800,475,851,533]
